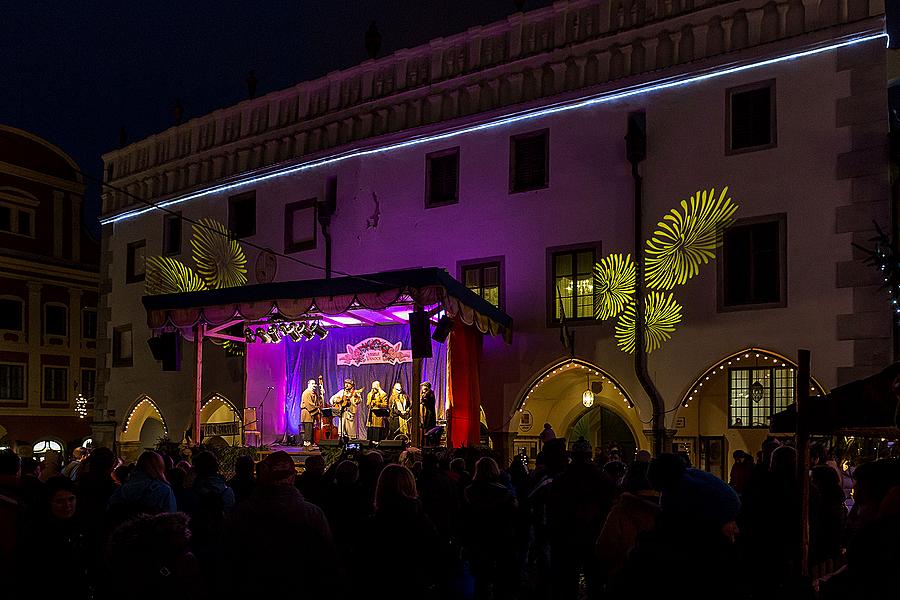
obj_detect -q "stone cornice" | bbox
[0,160,85,196]
[100,0,886,218]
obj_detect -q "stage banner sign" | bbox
[337,337,413,367]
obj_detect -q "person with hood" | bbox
[107,451,177,522]
[460,456,519,600]
[596,460,660,579]
[226,454,256,505]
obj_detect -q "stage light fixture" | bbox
[244,327,256,344]
[284,322,304,343]
[311,321,328,340]
[268,324,283,343]
[256,327,273,343]
[299,323,315,341]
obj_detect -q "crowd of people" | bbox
[0,435,898,599]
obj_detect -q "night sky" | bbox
[0,1,553,236]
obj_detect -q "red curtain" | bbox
[448,320,483,448]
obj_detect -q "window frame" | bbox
[43,303,68,338]
[546,242,602,327]
[717,213,787,311]
[509,128,550,194]
[80,368,96,400]
[162,212,183,256]
[727,366,795,429]
[228,191,257,239]
[112,324,133,368]
[457,257,505,309]
[0,362,26,403]
[0,201,36,238]
[283,198,318,254]
[425,147,460,208]
[126,240,147,284]
[81,307,98,340]
[0,296,24,331]
[42,365,68,404]
[726,79,777,155]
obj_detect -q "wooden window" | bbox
[727,80,776,153]
[460,260,503,308]
[720,214,786,309]
[228,191,257,239]
[163,213,182,256]
[548,244,598,324]
[426,148,459,207]
[510,129,549,193]
[43,366,68,404]
[44,304,67,337]
[284,198,317,253]
[113,324,133,368]
[126,240,146,283]
[0,298,23,331]
[0,363,25,402]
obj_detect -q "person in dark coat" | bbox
[460,457,519,600]
[420,382,437,433]
[417,452,459,541]
[295,454,327,508]
[226,455,255,505]
[107,451,176,523]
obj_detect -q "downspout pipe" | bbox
[318,176,338,280]
[626,112,668,456]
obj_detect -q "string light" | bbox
[75,394,88,419]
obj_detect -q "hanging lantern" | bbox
[582,389,595,408]
[750,381,764,404]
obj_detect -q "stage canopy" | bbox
[142,267,512,342]
[770,362,900,436]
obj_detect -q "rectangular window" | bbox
[284,198,317,253]
[549,245,596,323]
[82,308,97,340]
[0,206,10,232]
[0,204,36,237]
[126,240,146,283]
[728,366,795,428]
[113,325,133,368]
[228,191,257,239]
[43,367,68,404]
[460,261,503,308]
[510,129,549,193]
[0,298,23,330]
[44,304,67,337]
[727,81,776,153]
[80,368,96,400]
[0,364,25,401]
[18,211,32,236]
[163,213,182,256]
[426,148,459,207]
[721,215,786,309]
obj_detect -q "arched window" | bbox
[32,438,64,456]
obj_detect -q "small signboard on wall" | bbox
[675,416,686,428]
[519,410,533,432]
[201,422,239,437]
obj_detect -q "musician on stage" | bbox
[420,381,437,432]
[330,378,361,439]
[366,381,389,442]
[389,382,411,439]
[300,379,320,447]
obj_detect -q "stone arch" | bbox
[512,358,648,451]
[200,393,241,446]
[120,396,169,443]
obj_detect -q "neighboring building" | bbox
[97,0,892,472]
[0,125,100,456]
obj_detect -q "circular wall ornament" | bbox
[518,410,534,432]
[255,250,278,283]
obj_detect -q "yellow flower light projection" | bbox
[614,291,683,354]
[145,256,208,295]
[595,186,739,354]
[594,253,636,320]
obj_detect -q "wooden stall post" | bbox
[194,324,205,446]
[796,348,811,577]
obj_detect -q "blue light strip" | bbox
[102,31,887,225]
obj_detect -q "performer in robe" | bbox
[366,381,389,442]
[330,378,361,439]
[420,381,437,433]
[389,382,411,439]
[300,379,320,447]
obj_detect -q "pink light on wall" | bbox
[245,341,286,445]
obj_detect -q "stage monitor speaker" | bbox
[147,332,182,371]
[317,439,341,447]
[378,440,406,449]
[409,310,432,358]
[431,315,454,343]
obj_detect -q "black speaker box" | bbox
[408,310,432,358]
[147,332,182,371]
[431,315,454,343]
[317,439,341,447]
[377,439,406,449]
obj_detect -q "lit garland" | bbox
[75,393,89,419]
[594,186,739,353]
[853,224,899,319]
[518,359,635,412]
[123,397,168,434]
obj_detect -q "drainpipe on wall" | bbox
[318,176,338,279]
[626,111,668,456]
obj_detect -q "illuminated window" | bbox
[33,439,63,456]
[82,308,97,340]
[460,261,502,308]
[43,367,68,404]
[728,366,794,428]
[721,214,786,309]
[44,304,67,337]
[0,298,23,331]
[113,324,133,368]
[0,364,25,402]
[228,191,256,239]
[727,80,776,153]
[549,245,597,323]
[126,240,146,283]
[284,198,317,253]
[163,213,182,256]
[426,148,459,207]
[510,129,549,193]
